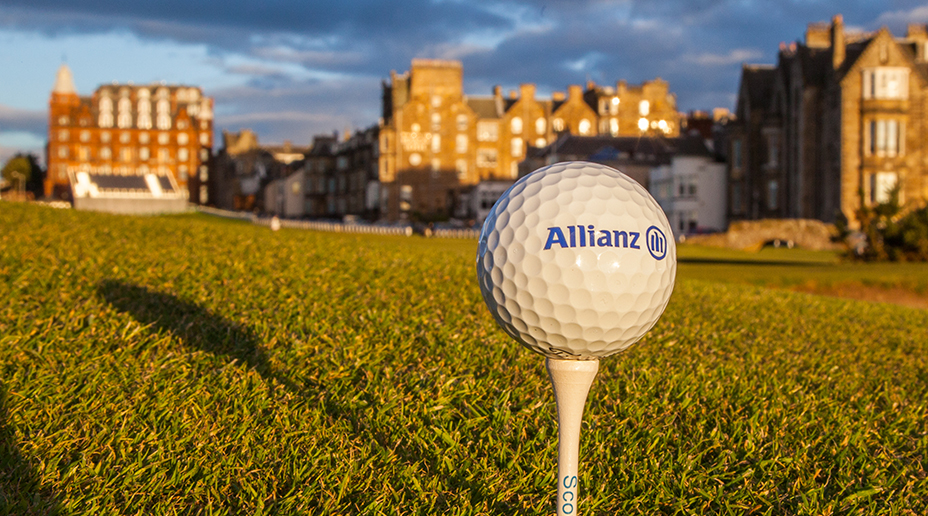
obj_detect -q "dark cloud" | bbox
[2,0,927,150]
[0,104,47,135]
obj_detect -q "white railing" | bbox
[197,206,482,239]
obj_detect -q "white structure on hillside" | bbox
[649,138,727,237]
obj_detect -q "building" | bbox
[649,136,728,237]
[46,64,214,205]
[211,130,293,212]
[520,134,678,189]
[729,16,928,227]
[378,59,681,220]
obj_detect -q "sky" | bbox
[1,1,927,165]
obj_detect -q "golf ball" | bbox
[476,161,676,359]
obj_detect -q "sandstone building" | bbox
[378,59,680,219]
[46,64,214,204]
[729,16,928,227]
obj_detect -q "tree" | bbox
[1,153,45,199]
[854,185,928,261]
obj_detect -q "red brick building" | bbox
[46,64,214,203]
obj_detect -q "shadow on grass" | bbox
[98,279,295,392]
[0,386,63,515]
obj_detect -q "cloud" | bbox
[875,6,928,32]
[0,104,47,138]
[683,48,763,67]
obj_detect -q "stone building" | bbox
[211,130,290,212]
[46,64,214,203]
[378,58,681,220]
[729,16,928,227]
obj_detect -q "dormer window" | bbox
[862,68,909,100]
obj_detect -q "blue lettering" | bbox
[597,230,612,247]
[544,227,569,250]
[568,226,576,248]
[613,230,628,248]
[630,232,640,249]
[588,225,595,247]
[578,225,586,247]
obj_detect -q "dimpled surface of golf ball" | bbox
[476,161,676,359]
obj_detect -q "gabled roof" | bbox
[466,97,500,119]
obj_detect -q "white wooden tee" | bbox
[546,358,599,516]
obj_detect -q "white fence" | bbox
[196,206,479,239]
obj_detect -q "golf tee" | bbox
[546,358,599,516]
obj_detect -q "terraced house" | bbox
[378,59,680,220]
[729,15,928,227]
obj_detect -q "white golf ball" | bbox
[476,161,676,359]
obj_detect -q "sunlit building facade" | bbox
[378,58,680,219]
[46,64,214,203]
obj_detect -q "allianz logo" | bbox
[543,225,668,260]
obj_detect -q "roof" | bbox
[552,135,674,161]
[466,97,500,119]
[741,65,777,111]
[53,64,76,94]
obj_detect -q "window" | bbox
[58,146,68,158]
[140,147,150,161]
[477,121,498,142]
[431,112,441,131]
[579,119,591,135]
[867,120,904,157]
[456,134,468,153]
[200,133,209,145]
[120,132,131,144]
[58,130,69,142]
[732,184,743,213]
[732,139,743,169]
[78,147,90,161]
[409,153,422,166]
[158,149,170,162]
[179,166,189,181]
[511,117,522,135]
[178,133,189,145]
[511,137,523,157]
[637,118,649,132]
[477,148,498,167]
[158,133,169,145]
[121,148,133,162]
[156,99,171,130]
[870,172,897,205]
[455,159,467,180]
[431,158,440,172]
[535,118,546,134]
[862,68,909,100]
[610,97,620,115]
[456,114,468,131]
[178,148,189,161]
[431,134,441,153]
[609,118,619,136]
[553,118,564,132]
[139,132,149,144]
[639,100,650,116]
[100,147,112,160]
[80,130,90,142]
[98,96,114,128]
[117,97,132,128]
[767,179,778,210]
[100,132,111,143]
[535,138,546,147]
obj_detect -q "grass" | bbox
[0,202,926,515]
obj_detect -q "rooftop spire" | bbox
[53,63,76,94]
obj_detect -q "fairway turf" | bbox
[1,203,926,515]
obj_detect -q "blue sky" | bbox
[1,1,926,164]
